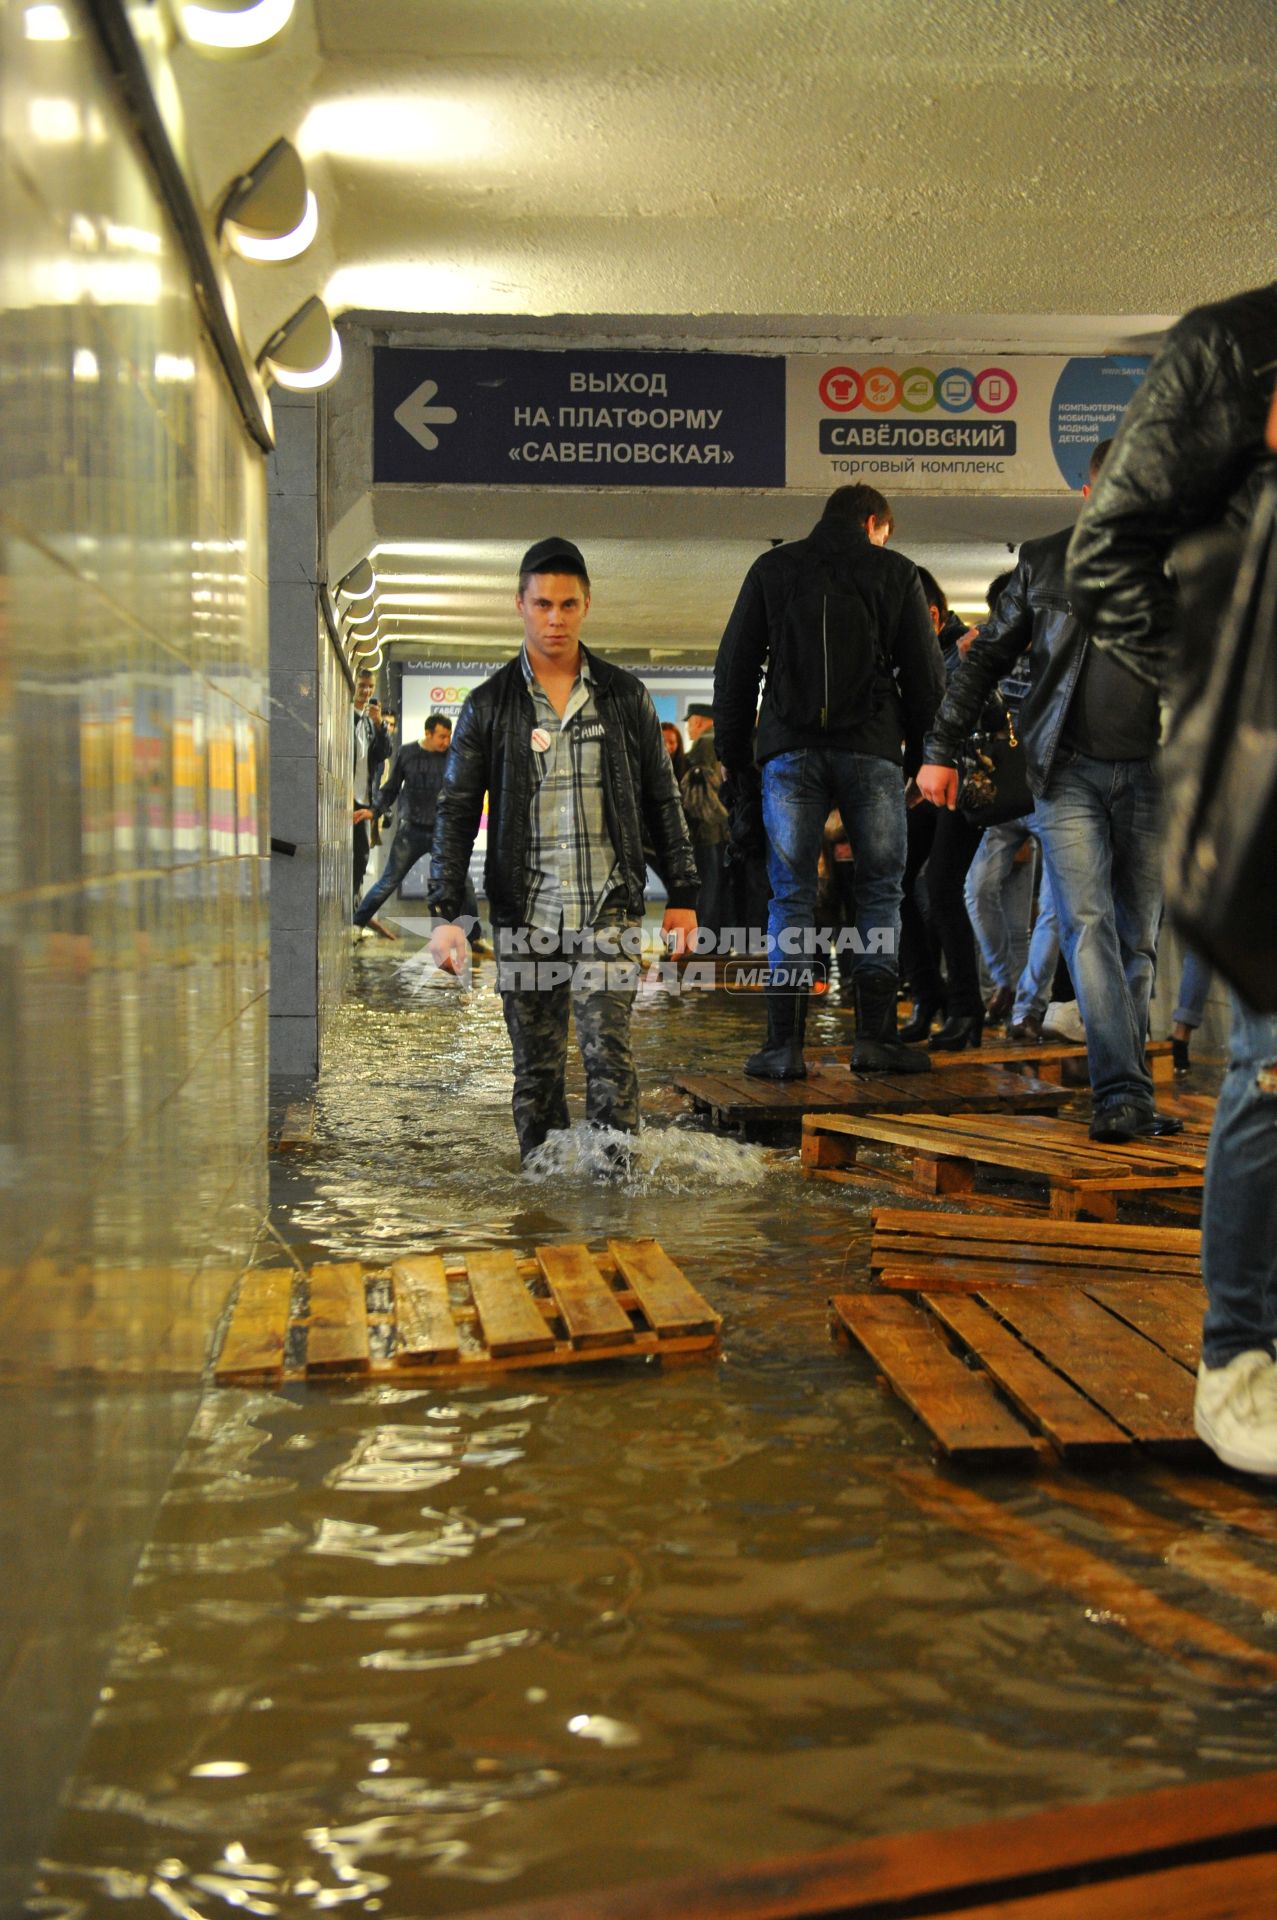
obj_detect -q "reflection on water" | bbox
[34,943,1277,1915]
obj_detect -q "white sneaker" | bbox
[1041,998,1086,1043]
[1194,1351,1277,1476]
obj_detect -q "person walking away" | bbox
[428,538,698,1163]
[714,485,945,1078]
[1067,279,1277,1474]
[917,442,1182,1142]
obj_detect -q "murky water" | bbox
[36,934,1277,1917]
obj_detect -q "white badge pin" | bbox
[531,727,552,752]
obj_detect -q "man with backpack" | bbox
[713,485,945,1077]
[680,703,729,950]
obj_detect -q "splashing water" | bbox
[521,1121,773,1191]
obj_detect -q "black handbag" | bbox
[955,692,1034,828]
[1163,482,1277,1012]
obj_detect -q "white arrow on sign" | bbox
[394,378,458,451]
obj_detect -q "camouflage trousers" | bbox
[496,921,641,1160]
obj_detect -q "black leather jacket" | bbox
[1067,280,1277,688]
[923,525,1086,798]
[714,513,945,774]
[428,646,699,927]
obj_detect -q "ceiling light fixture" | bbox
[175,0,295,54]
[256,296,341,392]
[336,560,376,601]
[218,139,316,263]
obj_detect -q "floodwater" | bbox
[36,934,1277,1918]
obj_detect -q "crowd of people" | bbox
[350,276,1276,1478]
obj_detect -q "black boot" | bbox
[852,973,932,1074]
[929,1012,984,1051]
[898,994,944,1044]
[744,979,808,1079]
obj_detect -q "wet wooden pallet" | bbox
[673,1064,1069,1139]
[818,1037,1176,1086]
[457,1768,1277,1919]
[213,1239,721,1386]
[803,1110,1206,1220]
[869,1207,1203,1294]
[272,1099,316,1151]
[832,1282,1201,1462]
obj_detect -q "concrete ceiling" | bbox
[172,0,1277,663]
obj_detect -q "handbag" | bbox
[955,691,1034,828]
[1163,482,1277,1012]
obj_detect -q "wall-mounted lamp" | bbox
[337,559,376,602]
[174,0,295,54]
[218,138,316,262]
[256,295,341,391]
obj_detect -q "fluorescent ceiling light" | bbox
[228,188,318,262]
[299,97,492,165]
[30,97,80,142]
[24,6,70,38]
[72,348,99,382]
[257,296,342,392]
[178,0,294,52]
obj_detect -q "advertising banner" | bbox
[786,354,1149,493]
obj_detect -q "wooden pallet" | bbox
[832,1274,1202,1464]
[803,1110,1206,1220]
[455,1769,1277,1920]
[213,1239,721,1386]
[869,1207,1203,1294]
[272,1099,316,1151]
[817,1038,1176,1086]
[674,1063,1069,1138]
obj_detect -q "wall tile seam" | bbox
[2,857,272,908]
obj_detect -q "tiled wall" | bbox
[268,394,350,1077]
[0,0,270,1370]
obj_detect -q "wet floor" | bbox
[35,933,1277,1917]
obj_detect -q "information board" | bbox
[374,348,786,488]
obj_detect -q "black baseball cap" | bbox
[686,703,715,721]
[518,536,589,580]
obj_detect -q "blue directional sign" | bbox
[373,347,786,488]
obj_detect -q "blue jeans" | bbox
[1173,947,1214,1029]
[1011,858,1061,1025]
[761,750,906,987]
[355,825,481,939]
[1201,996,1277,1368]
[355,823,433,925]
[1033,751,1162,1112]
[964,818,1035,990]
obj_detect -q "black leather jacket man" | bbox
[376,741,447,834]
[714,510,944,776]
[1067,279,1277,686]
[922,524,1084,796]
[429,645,698,929]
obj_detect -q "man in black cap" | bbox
[681,702,729,949]
[428,537,699,1163]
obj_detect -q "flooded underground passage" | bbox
[30,939,1277,1918]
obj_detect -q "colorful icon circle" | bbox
[934,367,975,413]
[974,367,1017,414]
[818,366,862,412]
[860,366,902,412]
[898,367,937,413]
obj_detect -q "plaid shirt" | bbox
[520,647,621,933]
